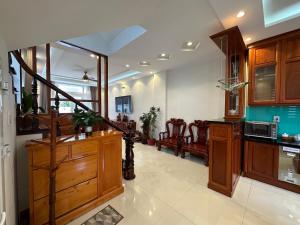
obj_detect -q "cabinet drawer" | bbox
[33,155,98,200]
[72,141,98,158]
[33,178,97,225]
[210,124,230,139]
[32,145,68,167]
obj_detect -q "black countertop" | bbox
[244,136,300,148]
[207,118,244,124]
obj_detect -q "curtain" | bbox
[39,82,48,113]
[90,86,97,111]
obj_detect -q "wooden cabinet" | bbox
[249,42,280,105]
[248,29,300,105]
[244,141,278,181]
[27,131,124,225]
[280,33,300,103]
[208,122,242,197]
[210,27,246,120]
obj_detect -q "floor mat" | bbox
[81,205,123,225]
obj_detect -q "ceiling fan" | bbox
[72,64,97,82]
[82,70,97,82]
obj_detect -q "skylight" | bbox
[65,25,147,56]
[262,0,300,27]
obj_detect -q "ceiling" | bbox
[1,0,300,83]
[209,0,300,45]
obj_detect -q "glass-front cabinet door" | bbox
[249,42,279,105]
[254,65,276,102]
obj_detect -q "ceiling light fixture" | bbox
[139,61,150,66]
[236,11,245,18]
[181,41,200,51]
[125,64,130,68]
[245,37,252,42]
[150,71,154,74]
[90,54,95,58]
[157,53,170,61]
[187,41,193,46]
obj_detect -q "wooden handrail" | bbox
[12,50,128,134]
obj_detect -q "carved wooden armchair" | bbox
[157,118,186,156]
[182,120,209,165]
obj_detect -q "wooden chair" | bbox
[157,118,186,156]
[182,120,209,165]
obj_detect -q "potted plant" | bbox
[139,106,160,145]
[72,108,103,136]
[17,90,46,131]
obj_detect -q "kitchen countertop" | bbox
[244,136,300,148]
[207,118,244,124]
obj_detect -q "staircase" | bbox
[12,50,135,180]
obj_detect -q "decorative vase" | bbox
[85,126,93,136]
[147,139,156,146]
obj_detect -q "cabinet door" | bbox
[249,42,280,105]
[208,124,232,196]
[281,33,300,103]
[246,141,277,180]
[225,53,245,119]
[99,136,122,196]
[254,44,277,65]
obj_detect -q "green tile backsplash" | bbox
[246,106,300,135]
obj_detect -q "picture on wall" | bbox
[115,95,132,113]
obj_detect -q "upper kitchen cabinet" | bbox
[210,26,246,120]
[248,29,300,105]
[248,41,280,105]
[280,31,300,104]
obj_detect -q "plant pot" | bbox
[147,138,156,146]
[85,126,93,136]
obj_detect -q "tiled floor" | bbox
[68,143,300,225]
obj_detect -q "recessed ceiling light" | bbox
[181,41,200,51]
[90,54,95,58]
[125,64,130,68]
[187,41,193,46]
[236,11,245,18]
[157,53,170,61]
[245,37,252,42]
[150,71,154,74]
[139,61,150,66]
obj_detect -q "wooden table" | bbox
[26,130,124,225]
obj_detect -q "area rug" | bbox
[81,205,124,225]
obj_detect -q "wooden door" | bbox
[99,136,122,196]
[248,42,281,105]
[245,141,277,180]
[280,32,300,104]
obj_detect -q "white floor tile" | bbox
[68,143,300,225]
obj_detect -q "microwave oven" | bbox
[244,121,278,139]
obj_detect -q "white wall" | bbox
[108,58,225,134]
[108,72,167,137]
[166,59,224,124]
[0,33,17,225]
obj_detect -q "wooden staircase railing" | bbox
[12,50,135,180]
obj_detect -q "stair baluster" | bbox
[31,77,39,129]
[54,92,61,136]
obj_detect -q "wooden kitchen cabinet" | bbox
[244,141,278,181]
[248,29,300,105]
[280,32,300,103]
[208,121,242,197]
[248,41,280,105]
